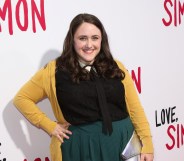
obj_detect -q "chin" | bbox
[83,60,94,65]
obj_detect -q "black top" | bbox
[55,67,128,134]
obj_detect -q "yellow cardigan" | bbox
[13,60,153,161]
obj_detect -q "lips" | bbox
[82,48,94,54]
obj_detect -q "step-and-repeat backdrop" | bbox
[1,0,184,160]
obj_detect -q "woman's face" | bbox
[73,22,102,65]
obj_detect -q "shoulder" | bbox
[114,59,127,71]
[43,60,56,69]
[32,60,56,81]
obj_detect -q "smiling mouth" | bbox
[82,48,94,54]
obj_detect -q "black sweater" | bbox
[55,68,128,134]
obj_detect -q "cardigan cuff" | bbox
[141,136,154,153]
[39,118,57,135]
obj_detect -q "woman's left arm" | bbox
[116,60,154,156]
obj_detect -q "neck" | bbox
[79,60,94,71]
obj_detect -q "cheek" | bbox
[96,42,101,50]
[74,43,85,57]
[74,41,84,50]
[73,43,78,51]
[96,40,101,47]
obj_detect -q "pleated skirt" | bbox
[61,117,134,161]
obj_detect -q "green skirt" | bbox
[61,117,134,161]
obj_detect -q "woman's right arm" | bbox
[13,67,72,141]
[13,68,57,135]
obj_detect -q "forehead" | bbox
[74,22,101,36]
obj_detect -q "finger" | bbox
[63,129,72,135]
[60,131,70,139]
[58,123,69,129]
[56,134,64,143]
[63,122,71,128]
[140,154,145,161]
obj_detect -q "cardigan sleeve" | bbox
[116,60,154,153]
[13,68,57,135]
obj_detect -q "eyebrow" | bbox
[78,35,101,37]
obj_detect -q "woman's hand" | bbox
[51,122,72,143]
[140,153,154,161]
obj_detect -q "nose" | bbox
[86,39,92,48]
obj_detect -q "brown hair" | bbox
[56,13,125,83]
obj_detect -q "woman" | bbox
[13,13,154,161]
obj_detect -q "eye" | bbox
[79,36,87,41]
[92,36,100,41]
